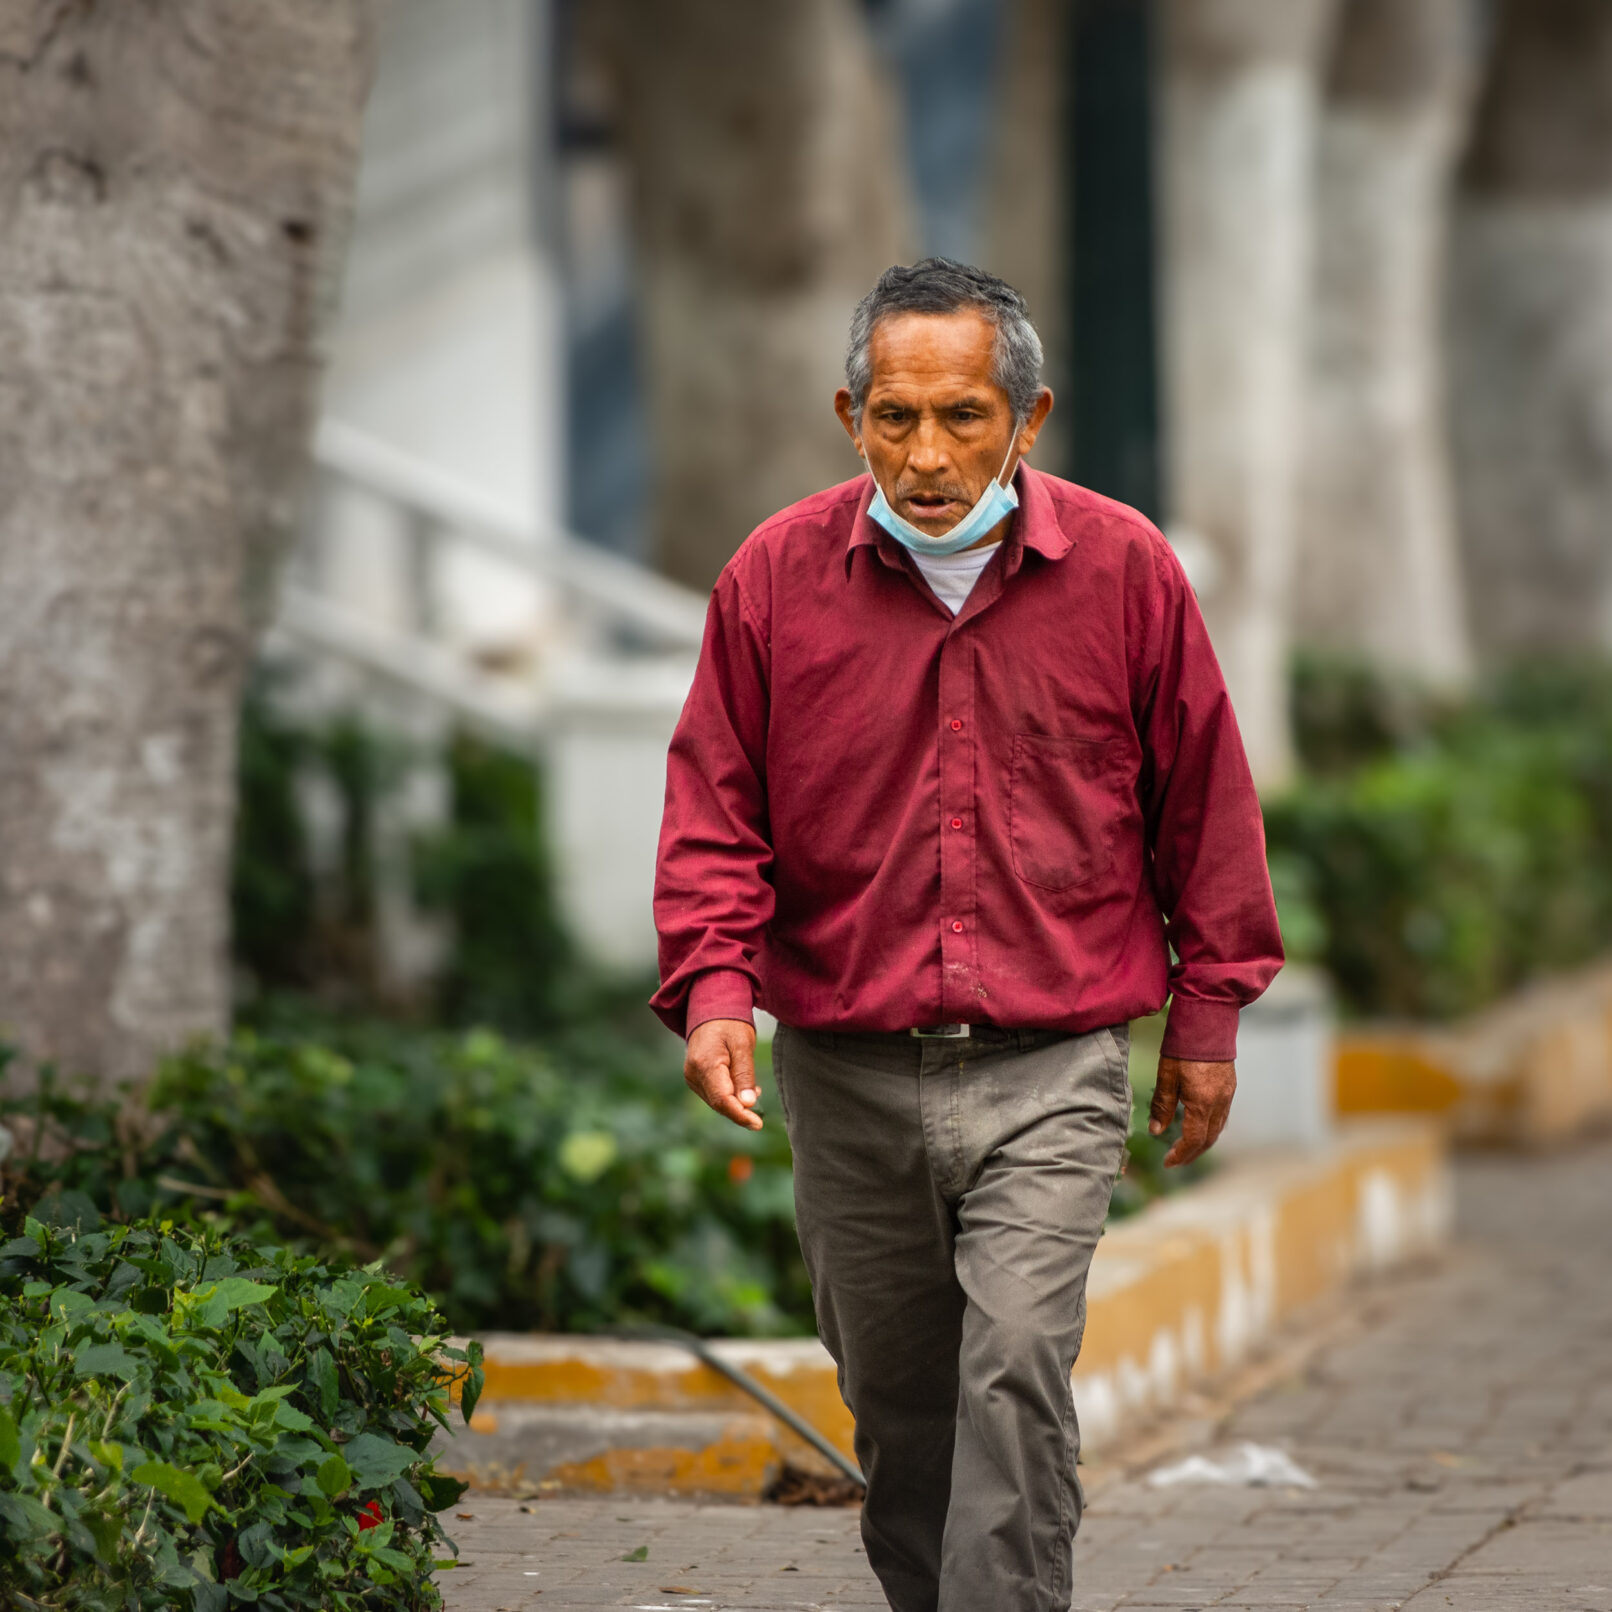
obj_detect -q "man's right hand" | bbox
[684,1018,763,1130]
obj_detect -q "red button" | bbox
[950,719,963,731]
[950,817,963,830]
[951,920,964,933]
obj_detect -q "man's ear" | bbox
[834,387,862,453]
[1015,388,1055,457]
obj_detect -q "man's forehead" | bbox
[866,307,1000,390]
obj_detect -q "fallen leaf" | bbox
[623,1545,649,1562]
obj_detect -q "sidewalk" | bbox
[440,1137,1612,1612]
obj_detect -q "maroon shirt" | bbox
[651,465,1282,1060]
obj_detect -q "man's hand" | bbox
[1148,1056,1236,1167]
[685,1019,763,1131]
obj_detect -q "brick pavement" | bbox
[441,1137,1612,1611]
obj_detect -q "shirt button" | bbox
[950,817,963,830]
[951,920,964,933]
[950,719,963,731]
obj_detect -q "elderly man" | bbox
[652,259,1282,1612]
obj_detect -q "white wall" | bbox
[321,0,564,647]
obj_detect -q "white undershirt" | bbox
[910,541,1001,616]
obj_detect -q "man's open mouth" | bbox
[905,492,961,516]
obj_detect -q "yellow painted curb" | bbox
[1335,957,1612,1144]
[437,1118,1449,1496]
[1070,1118,1447,1444]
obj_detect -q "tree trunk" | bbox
[1294,0,1476,685]
[0,2,376,1089]
[1156,0,1340,789]
[588,0,913,592]
[982,0,1071,475]
[1449,0,1612,659]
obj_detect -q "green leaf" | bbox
[560,1128,618,1183]
[209,1276,279,1312]
[83,1506,124,1562]
[316,1453,353,1498]
[340,1432,417,1490]
[174,1276,277,1330]
[0,1491,57,1540]
[73,1341,141,1381]
[622,1543,648,1561]
[308,1345,339,1421]
[132,1459,216,1524]
[460,1361,485,1425]
[418,1470,469,1512]
[86,1439,124,1473]
[273,1400,316,1432]
[0,1402,19,1471]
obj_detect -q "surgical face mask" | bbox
[861,433,1020,556]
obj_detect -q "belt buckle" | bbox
[909,1023,971,1039]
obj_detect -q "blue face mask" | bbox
[862,435,1020,556]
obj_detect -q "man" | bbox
[652,258,1283,1612]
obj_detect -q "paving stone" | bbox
[442,1140,1612,1610]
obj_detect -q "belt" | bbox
[909,1022,972,1039]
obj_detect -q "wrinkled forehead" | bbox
[865,308,1005,400]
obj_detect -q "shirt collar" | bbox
[845,462,1074,577]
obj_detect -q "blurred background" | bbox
[6,0,1612,1342]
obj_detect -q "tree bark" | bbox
[1156,0,1340,789]
[0,1,376,1089]
[982,0,1071,475]
[587,0,913,592]
[1294,0,1476,685]
[1449,0,1612,659]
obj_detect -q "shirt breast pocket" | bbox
[1008,732,1128,892]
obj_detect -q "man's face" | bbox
[834,308,1049,540]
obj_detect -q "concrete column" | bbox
[1294,0,1476,685]
[1449,0,1612,659]
[1157,0,1340,788]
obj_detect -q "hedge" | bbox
[0,1210,483,1612]
[1270,658,1612,1019]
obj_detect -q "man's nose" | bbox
[905,420,951,476]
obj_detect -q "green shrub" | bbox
[1270,658,1612,1020]
[232,689,585,1033]
[0,1211,482,1612]
[3,1024,814,1340]
[410,733,578,1035]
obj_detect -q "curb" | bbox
[1335,957,1612,1144]
[433,1118,1449,1498]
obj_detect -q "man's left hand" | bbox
[1148,1056,1236,1168]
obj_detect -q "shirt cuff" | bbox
[685,970,755,1038]
[1160,996,1240,1063]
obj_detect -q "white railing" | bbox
[266,420,707,745]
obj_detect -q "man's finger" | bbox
[1164,1097,1211,1168]
[730,1031,759,1106]
[1204,1094,1233,1151]
[699,1067,763,1131]
[1148,1060,1181,1136]
[702,1036,763,1131]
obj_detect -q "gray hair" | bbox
[845,258,1045,426]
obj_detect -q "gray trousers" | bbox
[772,1023,1132,1612]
